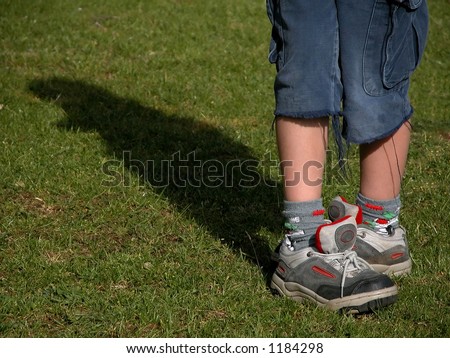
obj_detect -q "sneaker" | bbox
[270,216,398,313]
[328,196,412,276]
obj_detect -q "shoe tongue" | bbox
[315,215,357,254]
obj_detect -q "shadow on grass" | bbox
[29,77,282,278]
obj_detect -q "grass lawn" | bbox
[0,0,449,337]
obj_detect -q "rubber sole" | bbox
[270,273,398,314]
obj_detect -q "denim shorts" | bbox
[267,0,428,144]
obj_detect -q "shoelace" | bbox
[310,250,371,298]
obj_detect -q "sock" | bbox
[356,193,401,235]
[283,199,325,250]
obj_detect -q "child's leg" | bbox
[275,117,328,251]
[357,120,411,234]
[360,121,411,201]
[276,117,328,202]
[358,119,412,228]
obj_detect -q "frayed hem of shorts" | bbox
[273,110,341,119]
[345,109,414,145]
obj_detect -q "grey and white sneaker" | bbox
[328,196,412,276]
[270,216,398,313]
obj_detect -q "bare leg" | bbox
[360,121,412,200]
[276,117,329,202]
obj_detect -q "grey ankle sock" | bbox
[356,193,401,231]
[283,199,325,250]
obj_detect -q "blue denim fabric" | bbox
[267,0,428,144]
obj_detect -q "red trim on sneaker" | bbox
[312,266,336,279]
[315,215,351,253]
[391,252,404,260]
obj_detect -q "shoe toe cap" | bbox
[352,273,396,295]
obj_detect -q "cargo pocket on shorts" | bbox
[266,0,284,69]
[363,0,428,96]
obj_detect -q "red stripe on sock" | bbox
[376,218,389,225]
[312,209,325,216]
[365,203,384,211]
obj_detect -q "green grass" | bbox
[0,0,449,337]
